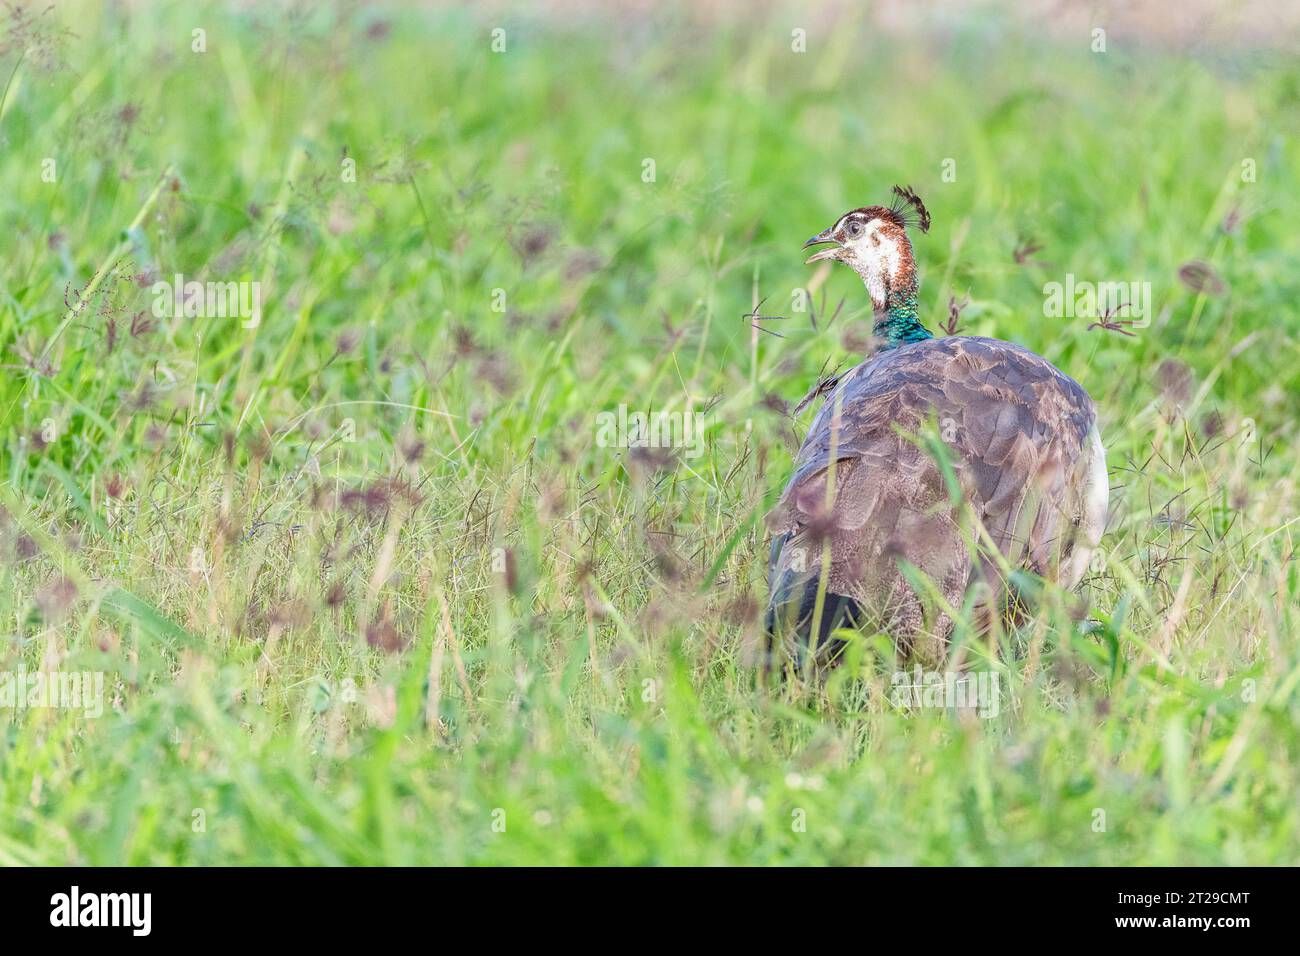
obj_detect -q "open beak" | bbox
[802,228,840,264]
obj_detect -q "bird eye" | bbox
[847,221,863,238]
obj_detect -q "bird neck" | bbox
[872,282,932,349]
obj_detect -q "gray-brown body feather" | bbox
[767,335,1104,664]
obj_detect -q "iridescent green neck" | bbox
[873,286,932,349]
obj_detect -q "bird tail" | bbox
[765,568,865,669]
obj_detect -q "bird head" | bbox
[802,185,931,308]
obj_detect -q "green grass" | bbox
[1,1,1298,865]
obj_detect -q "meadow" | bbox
[1,1,1298,865]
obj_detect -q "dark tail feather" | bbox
[765,573,865,668]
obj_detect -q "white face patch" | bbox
[837,217,900,309]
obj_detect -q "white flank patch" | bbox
[1066,425,1109,587]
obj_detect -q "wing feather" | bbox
[768,335,1101,658]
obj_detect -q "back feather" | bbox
[766,335,1100,667]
